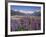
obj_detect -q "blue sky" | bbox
[11,5,41,11]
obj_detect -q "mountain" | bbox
[11,10,41,16]
[32,11,41,16]
[11,10,26,16]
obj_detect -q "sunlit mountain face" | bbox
[11,9,41,16]
[14,9,34,14]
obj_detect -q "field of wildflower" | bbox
[11,16,41,31]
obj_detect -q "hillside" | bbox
[11,10,41,16]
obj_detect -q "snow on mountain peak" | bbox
[14,9,34,14]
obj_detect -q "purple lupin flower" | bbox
[11,19,21,31]
[31,18,41,30]
[31,18,37,30]
[36,19,41,30]
[20,16,31,30]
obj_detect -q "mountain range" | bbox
[11,10,41,16]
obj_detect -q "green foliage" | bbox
[17,26,24,31]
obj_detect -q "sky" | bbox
[11,5,41,11]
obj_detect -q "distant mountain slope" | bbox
[11,10,41,16]
[32,11,41,16]
[11,10,26,16]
